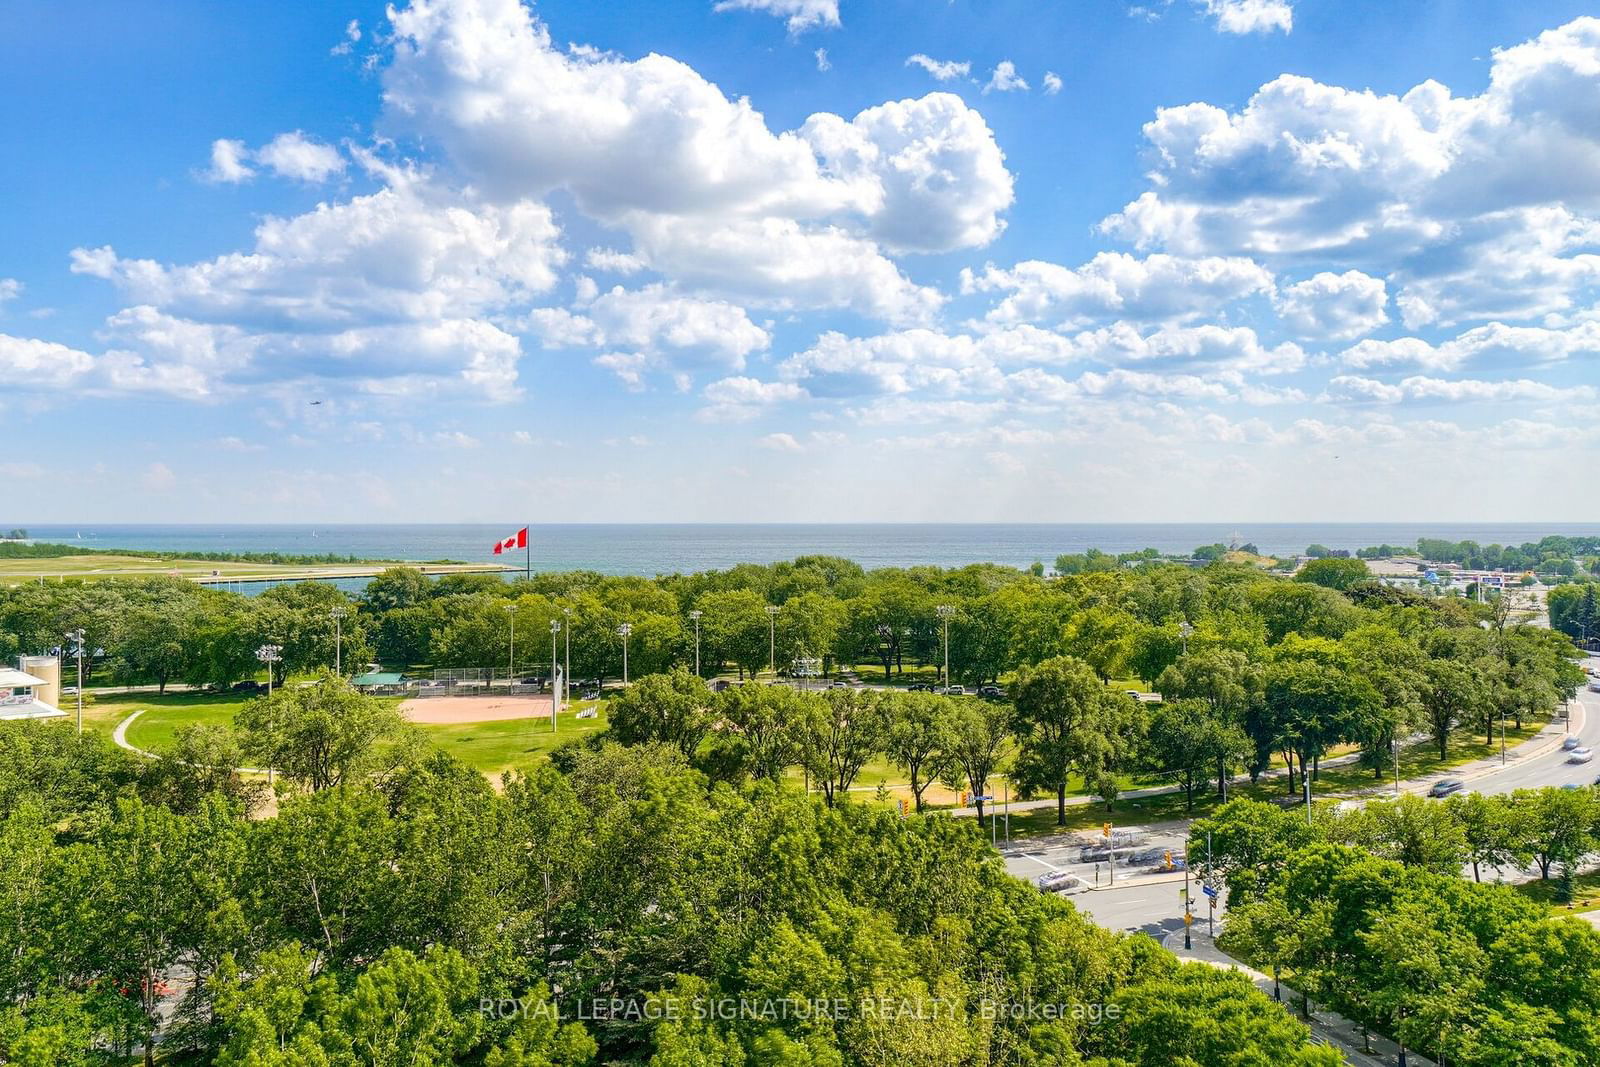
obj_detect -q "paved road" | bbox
[999,654,1600,1064]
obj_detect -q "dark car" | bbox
[907,682,932,692]
[232,680,263,693]
[1428,778,1466,798]
[978,684,1005,699]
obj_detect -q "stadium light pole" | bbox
[66,628,85,735]
[330,606,347,675]
[255,644,282,696]
[766,605,780,677]
[689,610,703,677]
[255,643,283,789]
[504,603,516,682]
[562,606,571,709]
[936,604,954,687]
[550,619,561,733]
[618,623,632,686]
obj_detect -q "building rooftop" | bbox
[0,668,50,688]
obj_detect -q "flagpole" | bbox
[525,529,530,583]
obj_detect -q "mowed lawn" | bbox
[90,689,608,777]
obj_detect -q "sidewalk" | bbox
[1161,927,1434,1067]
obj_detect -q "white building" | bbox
[0,662,68,721]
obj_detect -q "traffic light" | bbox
[1163,850,1173,869]
[1102,822,1112,838]
[897,798,908,816]
[962,792,970,806]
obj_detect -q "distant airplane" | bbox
[309,400,323,405]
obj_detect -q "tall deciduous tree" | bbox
[1146,698,1251,813]
[883,692,954,812]
[234,672,407,792]
[1011,656,1133,825]
[941,697,1012,823]
[795,689,888,806]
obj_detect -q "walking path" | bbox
[1161,927,1435,1067]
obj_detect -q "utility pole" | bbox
[562,606,571,710]
[936,604,954,687]
[689,609,702,677]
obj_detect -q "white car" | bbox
[1570,748,1594,764]
[1036,871,1081,893]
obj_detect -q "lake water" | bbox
[10,523,1597,577]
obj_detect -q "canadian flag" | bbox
[492,527,528,554]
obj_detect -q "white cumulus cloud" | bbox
[1198,0,1293,35]
[1273,270,1388,340]
[984,61,1028,94]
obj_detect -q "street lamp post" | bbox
[550,620,561,733]
[618,623,632,686]
[66,628,85,735]
[936,604,954,688]
[689,610,703,677]
[765,605,780,678]
[330,606,347,675]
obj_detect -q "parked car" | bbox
[978,684,1005,699]
[907,682,932,692]
[1124,689,1141,699]
[1564,735,1583,750]
[946,684,966,696]
[1428,778,1466,798]
[830,679,850,689]
[1570,748,1594,764]
[231,680,263,693]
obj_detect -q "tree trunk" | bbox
[1057,783,1066,826]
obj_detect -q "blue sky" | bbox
[3,0,1599,523]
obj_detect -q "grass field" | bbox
[1515,870,1600,914]
[0,553,511,583]
[90,690,606,777]
[120,694,254,751]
